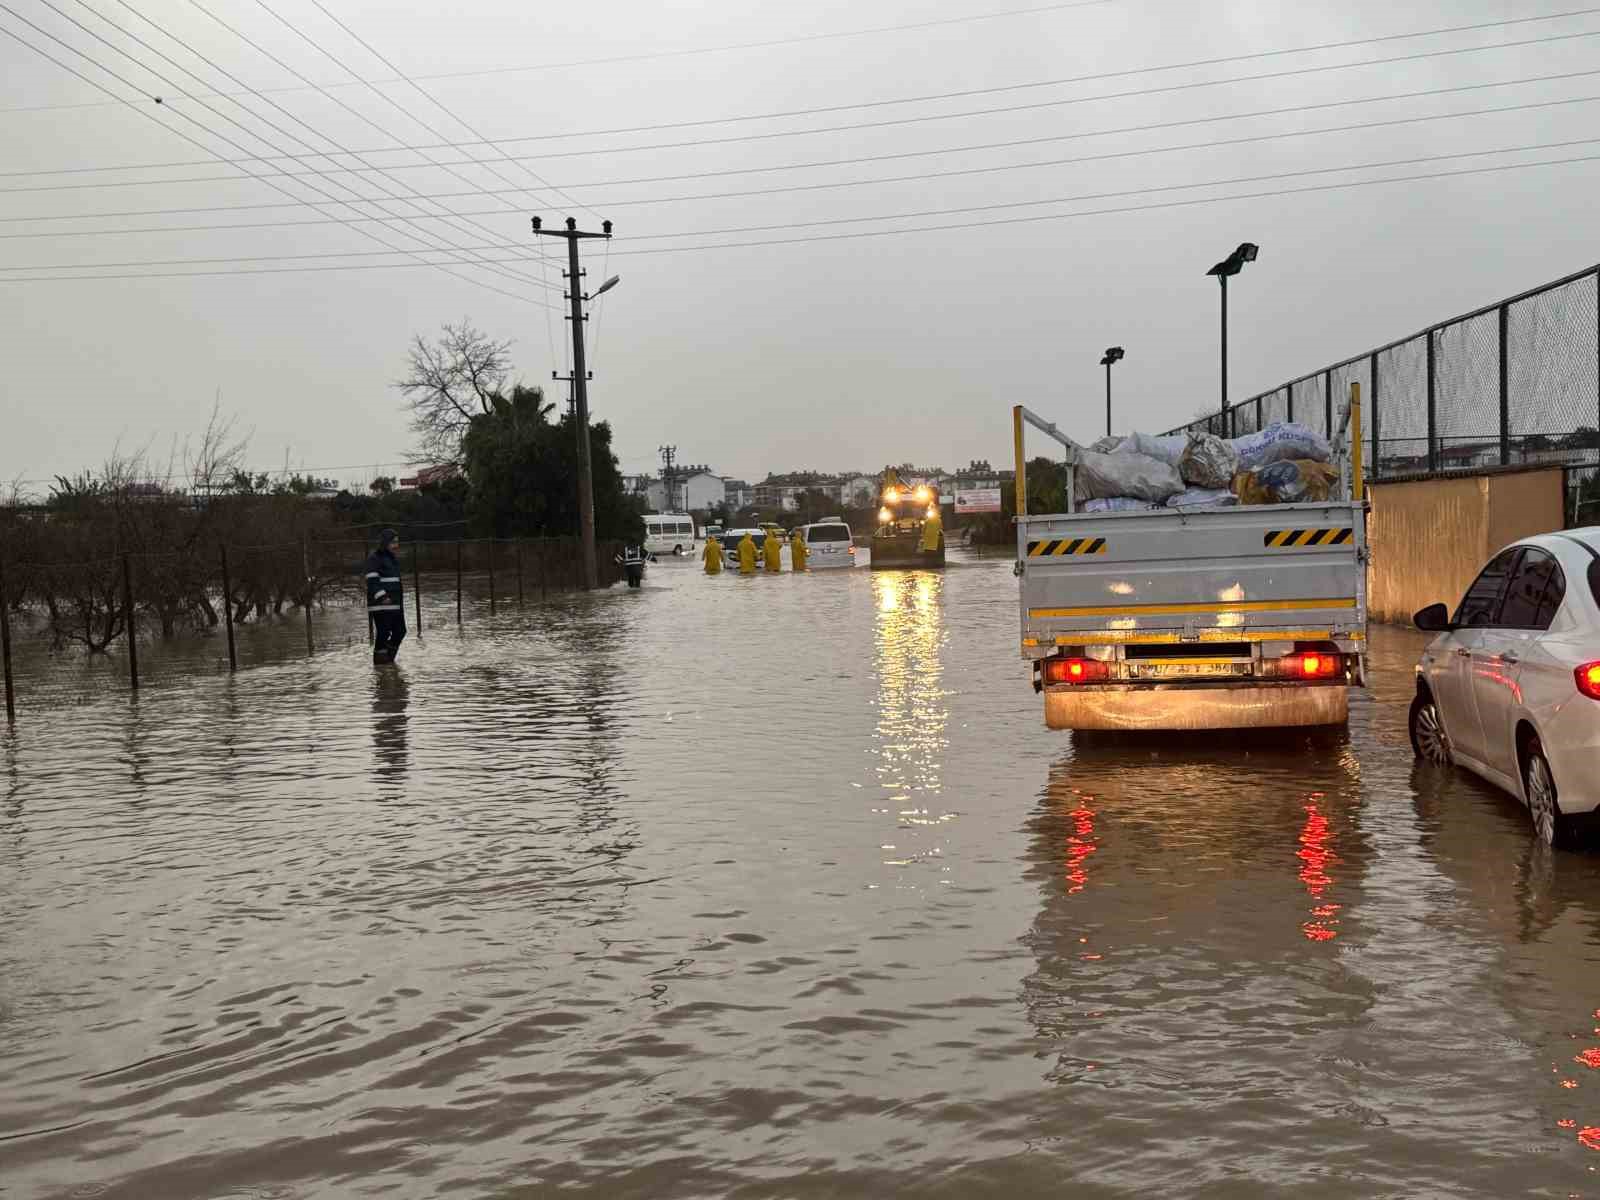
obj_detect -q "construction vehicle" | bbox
[870,470,946,570]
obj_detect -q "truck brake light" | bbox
[1042,657,1109,684]
[1576,662,1600,700]
[1299,653,1339,678]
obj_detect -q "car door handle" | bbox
[1455,648,1471,658]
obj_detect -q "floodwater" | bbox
[6,549,1600,1198]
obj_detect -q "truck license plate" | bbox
[1138,662,1246,678]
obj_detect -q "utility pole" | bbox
[659,444,678,511]
[533,215,613,590]
[1099,346,1125,438]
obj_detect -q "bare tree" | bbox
[397,320,514,465]
[186,398,252,499]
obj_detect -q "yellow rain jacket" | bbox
[763,531,783,573]
[790,530,809,571]
[703,536,724,574]
[738,534,758,575]
[921,510,943,553]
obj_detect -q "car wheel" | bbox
[1408,691,1452,766]
[1524,737,1571,849]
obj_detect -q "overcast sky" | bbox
[2,0,1598,493]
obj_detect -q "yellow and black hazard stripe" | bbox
[1026,536,1108,557]
[1263,527,1353,549]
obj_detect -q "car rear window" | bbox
[808,525,850,543]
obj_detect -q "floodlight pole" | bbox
[1219,271,1229,421]
[532,215,612,590]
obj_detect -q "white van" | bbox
[800,519,856,568]
[644,513,697,556]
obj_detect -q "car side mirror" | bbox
[1413,602,1452,632]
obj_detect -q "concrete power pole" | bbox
[659,444,678,511]
[532,215,612,590]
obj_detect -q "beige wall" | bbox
[1367,468,1564,623]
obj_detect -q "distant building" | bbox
[398,464,460,490]
[724,479,753,510]
[841,475,878,507]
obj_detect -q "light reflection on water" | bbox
[4,558,1600,1195]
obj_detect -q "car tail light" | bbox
[1042,657,1109,685]
[1298,653,1340,679]
[1576,662,1600,700]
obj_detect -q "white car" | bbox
[799,520,856,568]
[1410,530,1600,847]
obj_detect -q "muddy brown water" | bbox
[5,549,1600,1198]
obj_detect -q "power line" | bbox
[8,9,1597,183]
[0,1,554,307]
[6,69,1595,242]
[164,0,564,295]
[287,0,595,218]
[0,0,1122,115]
[7,140,1600,279]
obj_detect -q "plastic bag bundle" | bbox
[1232,459,1339,505]
[1074,449,1184,504]
[1230,422,1331,470]
[1166,487,1237,509]
[1083,496,1160,513]
[1087,435,1124,454]
[1179,432,1239,489]
[1117,431,1188,467]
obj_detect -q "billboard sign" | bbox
[954,487,1003,514]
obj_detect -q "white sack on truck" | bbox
[1083,496,1161,513]
[1088,435,1124,454]
[1116,431,1189,467]
[1230,422,1331,470]
[1074,449,1184,504]
[1179,432,1239,489]
[1166,487,1237,509]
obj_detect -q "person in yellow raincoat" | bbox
[763,528,783,573]
[737,532,758,575]
[789,528,809,571]
[703,534,724,575]
[921,506,943,554]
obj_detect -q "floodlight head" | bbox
[593,274,621,299]
[1238,242,1259,263]
[566,216,577,231]
[602,219,613,235]
[1101,346,1125,366]
[530,216,542,231]
[1208,241,1260,277]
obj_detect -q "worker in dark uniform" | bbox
[366,528,406,665]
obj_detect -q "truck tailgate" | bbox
[1018,502,1366,652]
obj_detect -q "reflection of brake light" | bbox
[1298,653,1339,678]
[1042,657,1110,684]
[1576,662,1600,700]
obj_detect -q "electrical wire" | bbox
[8,9,1597,180]
[0,3,554,307]
[161,0,563,295]
[0,0,1122,115]
[6,71,1596,239]
[6,139,1599,278]
[288,0,595,218]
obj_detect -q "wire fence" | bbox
[1167,263,1600,486]
[0,534,624,720]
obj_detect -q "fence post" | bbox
[412,543,422,636]
[1324,371,1332,437]
[1369,352,1381,479]
[0,554,15,724]
[122,553,138,693]
[1499,302,1511,466]
[539,538,548,600]
[1426,330,1438,473]
[301,535,314,658]
[487,539,496,617]
[455,541,463,625]
[218,544,237,673]
[516,541,524,606]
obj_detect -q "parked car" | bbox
[1409,530,1600,847]
[798,519,856,568]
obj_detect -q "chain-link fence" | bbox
[1168,264,1600,485]
[0,533,623,718]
